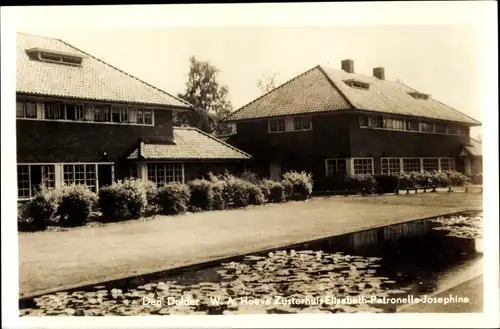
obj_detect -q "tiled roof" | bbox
[225,65,481,125]
[225,66,351,121]
[16,33,192,109]
[126,127,251,160]
[462,137,482,157]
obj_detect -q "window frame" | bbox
[352,157,374,175]
[403,158,422,173]
[268,118,286,133]
[381,157,402,175]
[17,164,56,199]
[293,116,312,131]
[325,158,347,177]
[63,164,99,192]
[146,163,184,186]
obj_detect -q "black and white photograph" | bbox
[1,2,498,328]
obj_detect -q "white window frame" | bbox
[381,157,403,175]
[352,158,374,175]
[293,116,312,131]
[402,158,423,173]
[439,158,456,172]
[423,158,439,172]
[63,163,99,192]
[268,118,286,133]
[17,164,56,199]
[147,163,184,186]
[325,158,347,177]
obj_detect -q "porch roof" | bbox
[126,127,251,161]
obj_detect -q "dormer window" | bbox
[344,79,370,90]
[26,47,84,66]
[408,91,429,100]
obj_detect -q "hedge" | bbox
[155,182,191,215]
[98,178,148,221]
[282,171,313,200]
[57,184,97,227]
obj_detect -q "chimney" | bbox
[341,59,354,73]
[373,67,385,80]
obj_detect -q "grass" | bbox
[18,191,482,298]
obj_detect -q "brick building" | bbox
[16,33,250,200]
[224,59,482,190]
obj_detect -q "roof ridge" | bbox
[187,127,252,159]
[54,37,193,109]
[224,65,321,122]
[317,65,356,110]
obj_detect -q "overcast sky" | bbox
[4,3,497,137]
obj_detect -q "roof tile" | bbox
[16,33,192,109]
[127,127,251,160]
[225,65,481,126]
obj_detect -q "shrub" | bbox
[155,182,191,215]
[98,178,148,221]
[239,171,261,184]
[57,184,97,227]
[470,173,483,185]
[445,171,470,186]
[374,174,399,194]
[187,178,214,211]
[431,171,451,187]
[247,182,266,206]
[282,171,313,201]
[261,179,285,203]
[345,174,377,194]
[397,173,414,189]
[19,186,60,231]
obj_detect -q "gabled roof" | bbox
[126,127,251,160]
[461,137,482,157]
[16,33,192,109]
[225,65,481,126]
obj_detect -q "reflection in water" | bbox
[19,212,482,316]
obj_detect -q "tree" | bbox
[257,72,279,94]
[175,56,233,134]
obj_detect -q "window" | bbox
[18,165,31,198]
[381,158,401,175]
[435,123,447,134]
[403,158,421,173]
[120,108,129,123]
[28,49,83,66]
[420,122,434,133]
[458,126,468,136]
[359,115,368,127]
[353,158,374,175]
[446,125,459,135]
[41,165,55,188]
[293,117,311,131]
[44,103,64,120]
[102,107,111,122]
[17,165,55,199]
[325,159,346,177]
[63,164,98,192]
[440,158,455,171]
[368,115,383,128]
[111,108,121,123]
[406,120,419,131]
[383,118,405,130]
[144,110,153,125]
[147,163,183,186]
[66,104,85,121]
[137,109,153,125]
[93,107,102,122]
[423,158,439,172]
[344,79,370,90]
[269,118,286,133]
[16,101,37,118]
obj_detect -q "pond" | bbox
[19,211,483,316]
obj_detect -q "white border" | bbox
[2,2,498,329]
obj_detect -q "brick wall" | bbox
[16,110,174,163]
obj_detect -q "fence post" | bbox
[431,185,437,193]
[423,186,427,193]
[448,186,452,193]
[465,186,468,193]
[414,187,418,194]
[406,188,409,194]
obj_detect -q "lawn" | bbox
[18,191,482,298]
